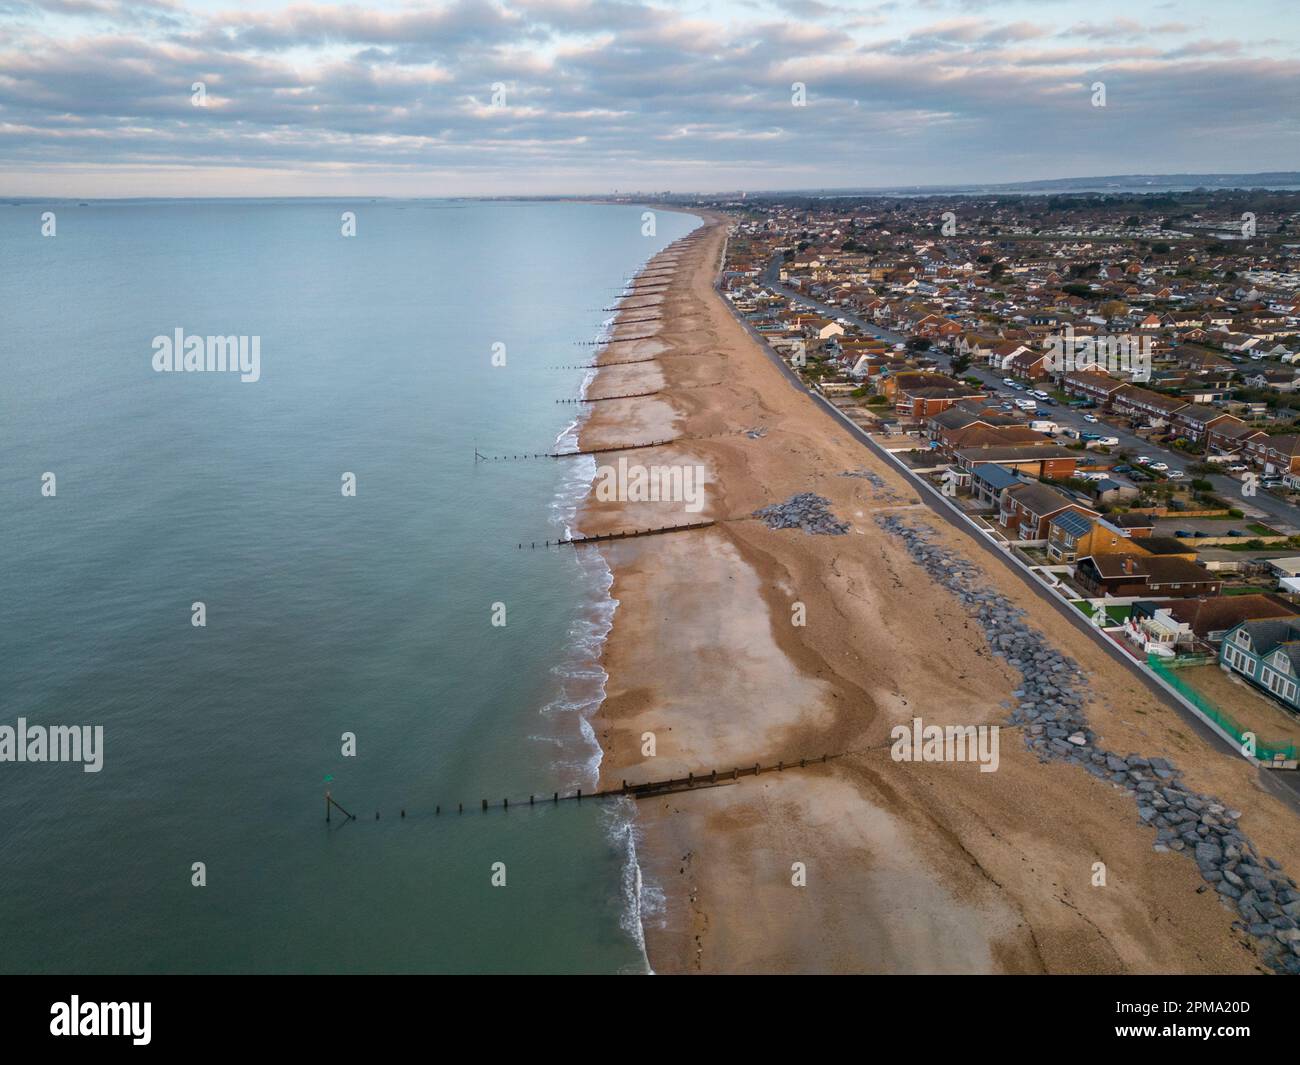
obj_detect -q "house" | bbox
[970,463,1022,507]
[882,372,983,418]
[1168,404,1239,443]
[1075,554,1222,598]
[998,482,1099,542]
[937,423,1049,459]
[1046,509,1097,562]
[1123,605,1197,655]
[1110,512,1155,537]
[1152,594,1300,642]
[1247,435,1300,475]
[1008,349,1049,380]
[1220,618,1300,713]
[1061,369,1127,406]
[1206,419,1265,456]
[953,444,1081,481]
[1110,385,1187,424]
[977,345,1029,374]
[1245,370,1300,392]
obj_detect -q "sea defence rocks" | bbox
[754,493,850,535]
[877,513,1300,975]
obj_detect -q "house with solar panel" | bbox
[1045,509,1096,563]
[1219,618,1300,712]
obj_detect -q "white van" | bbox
[1029,420,1059,434]
[1014,398,1037,411]
[1095,436,1119,446]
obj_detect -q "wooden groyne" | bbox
[576,334,658,346]
[473,436,677,462]
[517,518,716,549]
[475,426,761,462]
[599,302,660,312]
[551,357,657,369]
[325,753,835,824]
[556,382,717,404]
[556,390,660,403]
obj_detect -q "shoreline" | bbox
[576,213,1300,974]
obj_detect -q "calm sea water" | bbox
[0,199,698,973]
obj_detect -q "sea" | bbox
[0,198,699,973]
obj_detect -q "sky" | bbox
[1,0,1297,197]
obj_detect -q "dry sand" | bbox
[577,213,1300,975]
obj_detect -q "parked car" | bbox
[1175,530,1193,537]
[1167,470,1184,479]
[1136,456,1152,465]
[1112,464,1132,473]
[1002,377,1015,386]
[1228,464,1249,473]
[1083,414,1099,423]
[1149,462,1169,472]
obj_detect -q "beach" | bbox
[579,213,1300,975]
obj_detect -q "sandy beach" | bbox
[578,213,1300,975]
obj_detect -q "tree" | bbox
[906,337,932,352]
[951,353,972,374]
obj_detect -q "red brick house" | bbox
[1061,369,1126,406]
[1168,405,1239,443]
[1110,385,1187,424]
[997,482,1099,541]
[954,444,1081,481]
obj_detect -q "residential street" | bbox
[760,253,1300,533]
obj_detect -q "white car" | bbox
[1228,465,1249,474]
[1002,378,1016,386]
[1149,462,1169,472]
[1166,470,1184,479]
[1135,456,1152,465]
[1083,414,1099,423]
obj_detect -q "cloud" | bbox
[0,0,1295,195]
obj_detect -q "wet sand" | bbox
[578,213,1300,974]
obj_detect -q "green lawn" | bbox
[1070,600,1131,624]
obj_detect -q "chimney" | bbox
[1123,557,1134,575]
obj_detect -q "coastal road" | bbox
[759,252,1300,532]
[719,270,1300,807]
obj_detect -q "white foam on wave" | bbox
[606,799,664,975]
[538,304,662,974]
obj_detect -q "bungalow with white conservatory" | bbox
[1220,618,1300,713]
